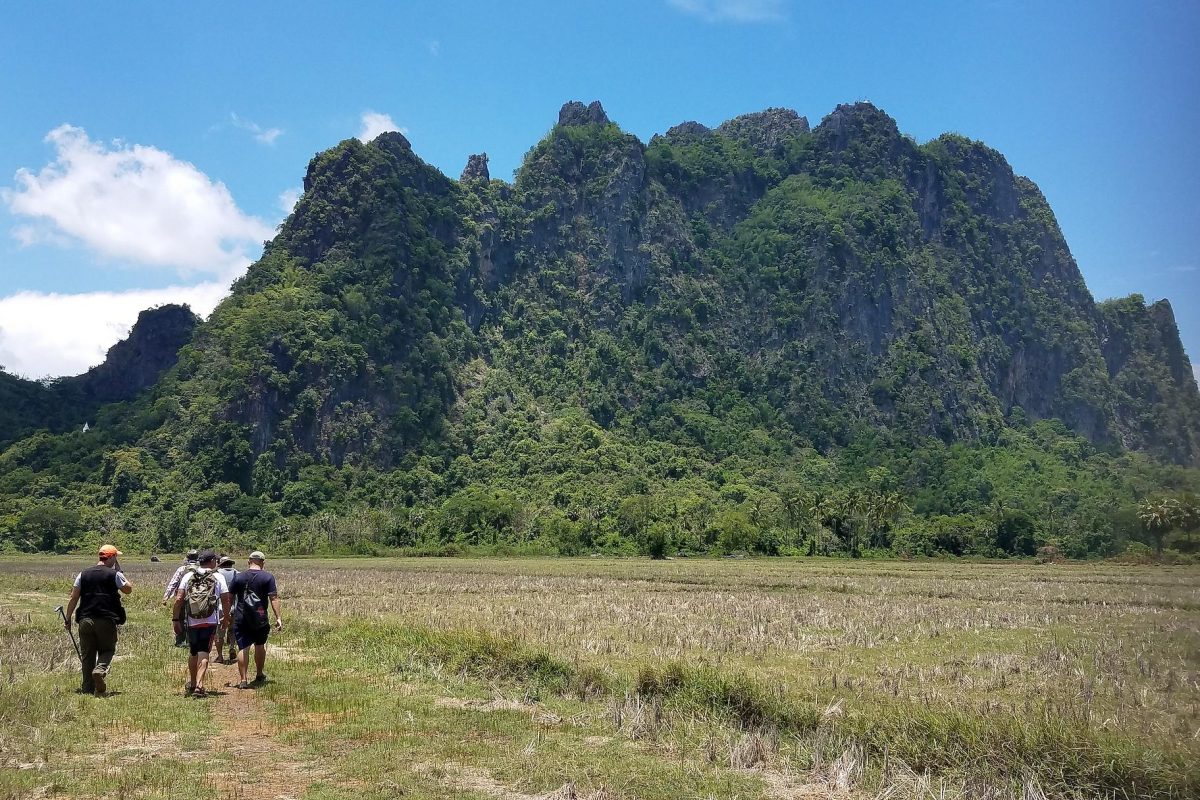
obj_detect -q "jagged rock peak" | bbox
[665,120,712,140]
[558,100,610,127]
[817,102,899,136]
[461,153,490,182]
[657,122,710,146]
[716,107,809,151]
[371,130,413,152]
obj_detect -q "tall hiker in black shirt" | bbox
[229,550,282,689]
[64,545,134,695]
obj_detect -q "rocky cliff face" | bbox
[453,100,1196,461]
[19,99,1192,482]
[165,131,474,485]
[2,98,1198,554]
[0,303,199,446]
[1099,296,1200,464]
[73,304,200,403]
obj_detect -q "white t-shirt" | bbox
[74,571,129,589]
[177,569,230,628]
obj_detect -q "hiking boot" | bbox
[251,673,268,685]
[184,683,195,697]
[234,680,252,689]
[92,671,106,696]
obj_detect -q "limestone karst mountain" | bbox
[1,101,1196,555]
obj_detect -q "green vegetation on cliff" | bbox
[1,102,1197,558]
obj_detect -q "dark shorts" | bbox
[234,624,269,650]
[187,625,217,655]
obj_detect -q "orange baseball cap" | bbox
[98,545,123,558]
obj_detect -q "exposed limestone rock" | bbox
[716,108,809,152]
[558,100,610,127]
[461,153,490,182]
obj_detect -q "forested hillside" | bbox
[0,304,198,450]
[2,101,1198,558]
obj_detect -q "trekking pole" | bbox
[55,605,82,663]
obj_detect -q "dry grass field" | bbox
[1,556,1197,799]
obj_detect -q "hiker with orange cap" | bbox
[64,545,134,695]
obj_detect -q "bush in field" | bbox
[644,521,671,559]
[891,514,993,557]
[994,509,1039,556]
[538,511,585,556]
[1036,544,1062,563]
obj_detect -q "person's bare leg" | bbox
[237,646,249,683]
[254,643,267,679]
[187,653,198,690]
[195,649,211,690]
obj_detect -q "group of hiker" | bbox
[63,544,283,698]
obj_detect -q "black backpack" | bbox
[236,575,269,632]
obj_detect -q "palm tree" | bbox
[1170,495,1200,552]
[869,491,908,549]
[1137,498,1180,555]
[989,496,1009,527]
[780,488,807,550]
[843,489,869,557]
[809,492,839,555]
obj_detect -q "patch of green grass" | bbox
[321,619,1200,798]
[5,555,1200,799]
[843,702,1199,798]
[0,581,219,800]
[268,631,763,799]
[635,661,820,731]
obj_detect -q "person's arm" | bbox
[269,594,282,630]
[162,566,183,604]
[116,572,134,595]
[219,592,232,633]
[171,578,187,635]
[64,585,81,630]
[217,574,231,632]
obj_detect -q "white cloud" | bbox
[278,187,301,216]
[666,0,786,22]
[0,124,282,377]
[0,282,228,379]
[357,111,404,142]
[12,223,70,248]
[3,124,273,280]
[230,113,283,145]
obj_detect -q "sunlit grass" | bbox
[2,555,1198,798]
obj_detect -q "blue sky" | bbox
[0,0,1196,378]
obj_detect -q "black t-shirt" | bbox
[230,570,277,615]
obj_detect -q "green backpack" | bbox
[185,570,219,620]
